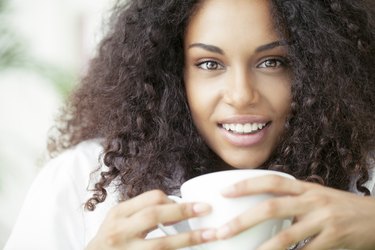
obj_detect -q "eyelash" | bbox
[195,57,289,71]
[196,60,224,70]
[257,57,289,69]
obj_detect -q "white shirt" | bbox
[4,140,375,250]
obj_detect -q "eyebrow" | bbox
[255,40,289,52]
[188,40,288,54]
[188,43,224,54]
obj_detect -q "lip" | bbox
[218,115,271,147]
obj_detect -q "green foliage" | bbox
[0,0,75,97]
[0,0,24,69]
[27,63,76,97]
[0,0,5,12]
[0,0,76,188]
[0,26,26,69]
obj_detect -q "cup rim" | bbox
[181,169,295,192]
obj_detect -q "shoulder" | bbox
[4,139,107,250]
[48,139,104,175]
[40,139,108,188]
[41,138,114,203]
[28,138,108,209]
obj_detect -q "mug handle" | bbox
[157,195,184,236]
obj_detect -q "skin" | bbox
[87,0,375,249]
[219,175,375,250]
[86,190,217,249]
[184,0,291,169]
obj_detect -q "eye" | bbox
[196,60,224,70]
[257,58,287,69]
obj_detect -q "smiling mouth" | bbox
[220,122,270,134]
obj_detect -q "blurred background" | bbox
[0,0,114,246]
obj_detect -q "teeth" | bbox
[235,124,244,133]
[222,123,267,134]
[244,123,252,133]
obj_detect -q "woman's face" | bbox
[184,0,291,169]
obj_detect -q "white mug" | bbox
[159,169,295,250]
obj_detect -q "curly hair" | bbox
[48,0,375,211]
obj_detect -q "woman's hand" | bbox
[215,175,375,250]
[86,190,216,250]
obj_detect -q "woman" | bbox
[5,0,375,249]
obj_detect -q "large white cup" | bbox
[165,169,295,250]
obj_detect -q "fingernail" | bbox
[216,225,231,239]
[193,203,211,214]
[221,186,236,196]
[201,229,216,241]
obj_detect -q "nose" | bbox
[223,67,259,108]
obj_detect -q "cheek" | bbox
[275,92,291,118]
[185,78,204,124]
[185,74,221,121]
[186,85,212,126]
[280,88,292,117]
[263,80,292,118]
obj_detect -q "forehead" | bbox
[185,0,277,44]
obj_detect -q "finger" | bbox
[215,195,310,240]
[130,202,212,235]
[102,202,212,246]
[221,175,313,197]
[109,190,173,218]
[256,219,321,250]
[140,229,217,250]
[302,232,336,250]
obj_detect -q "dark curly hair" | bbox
[48,0,375,211]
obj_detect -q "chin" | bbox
[224,160,265,170]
